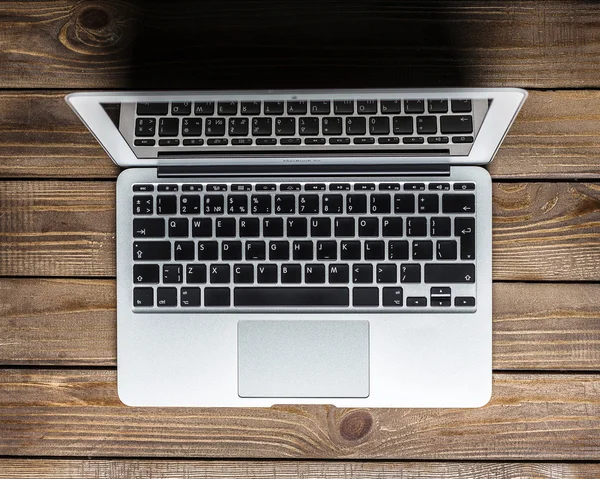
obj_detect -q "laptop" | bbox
[66,88,527,407]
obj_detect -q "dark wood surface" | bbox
[0,0,599,476]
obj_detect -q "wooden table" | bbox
[1,1,599,477]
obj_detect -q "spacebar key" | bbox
[234,287,349,307]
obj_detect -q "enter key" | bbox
[455,217,475,260]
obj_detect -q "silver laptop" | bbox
[67,88,526,407]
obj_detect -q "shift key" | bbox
[133,241,171,261]
[425,264,475,283]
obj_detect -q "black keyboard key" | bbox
[346,117,366,135]
[451,99,472,113]
[405,183,425,191]
[353,264,373,283]
[186,264,207,284]
[292,240,313,260]
[416,116,437,134]
[358,217,378,237]
[216,218,236,237]
[392,116,413,134]
[316,240,337,260]
[157,287,177,307]
[252,117,272,136]
[454,182,476,191]
[251,195,271,214]
[210,264,230,283]
[133,241,170,261]
[257,264,278,283]
[158,139,179,146]
[269,240,289,260]
[380,183,400,191]
[158,118,179,137]
[280,138,301,145]
[181,118,202,136]
[341,241,361,260]
[275,195,295,214]
[222,241,242,260]
[394,194,415,213]
[137,102,168,115]
[406,217,427,236]
[425,263,475,283]
[452,135,474,143]
[310,101,330,114]
[134,139,156,146]
[287,217,307,237]
[256,138,276,146]
[183,138,204,146]
[241,101,261,115]
[135,118,155,136]
[180,195,200,214]
[218,101,237,115]
[400,264,421,283]
[198,241,218,260]
[329,264,349,283]
[239,217,260,237]
[194,102,214,115]
[232,184,252,192]
[256,184,276,191]
[311,217,331,237]
[334,100,354,114]
[163,264,183,284]
[322,117,343,135]
[354,137,375,145]
[383,287,403,307]
[264,101,284,115]
[281,263,302,283]
[354,183,375,191]
[455,296,476,307]
[235,287,349,307]
[440,115,473,134]
[207,138,228,147]
[378,137,400,144]
[403,137,424,144]
[365,240,385,260]
[334,217,355,237]
[299,117,319,135]
[171,102,191,115]
[357,100,377,114]
[133,287,153,307]
[455,217,475,260]
[382,217,402,237]
[305,183,326,191]
[234,264,254,284]
[381,100,401,113]
[134,264,159,283]
[208,183,227,193]
[227,195,248,214]
[429,183,450,191]
[181,287,201,307]
[305,264,325,283]
[231,138,252,146]
[305,137,326,144]
[228,118,249,136]
[205,118,226,136]
[428,99,448,113]
[204,194,225,214]
[263,218,284,237]
[418,194,439,213]
[437,240,457,260]
[377,264,397,283]
[442,194,475,213]
[388,240,409,260]
[347,194,367,214]
[245,240,266,260]
[299,195,319,214]
[323,195,343,214]
[155,184,178,193]
[280,184,301,191]
[204,287,231,307]
[174,241,195,261]
[370,194,391,214]
[133,218,164,238]
[287,101,307,115]
[412,240,433,260]
[430,217,451,237]
[407,297,427,307]
[404,99,425,113]
[330,183,351,191]
[275,117,295,136]
[427,136,449,144]
[191,218,212,237]
[353,287,379,307]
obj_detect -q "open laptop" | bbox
[67,88,526,407]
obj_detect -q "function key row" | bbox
[133,183,475,193]
[136,99,472,117]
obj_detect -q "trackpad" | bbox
[238,320,369,398]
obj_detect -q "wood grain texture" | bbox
[1,459,599,479]
[1,181,598,280]
[1,280,599,370]
[2,1,600,89]
[0,369,598,459]
[1,90,600,180]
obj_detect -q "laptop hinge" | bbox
[157,163,451,178]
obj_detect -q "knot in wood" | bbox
[79,7,110,30]
[338,410,373,441]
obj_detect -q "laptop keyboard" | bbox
[131,180,477,311]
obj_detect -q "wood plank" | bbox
[1,181,598,280]
[1,280,599,371]
[2,2,600,89]
[1,90,600,180]
[0,370,598,459]
[1,459,600,479]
